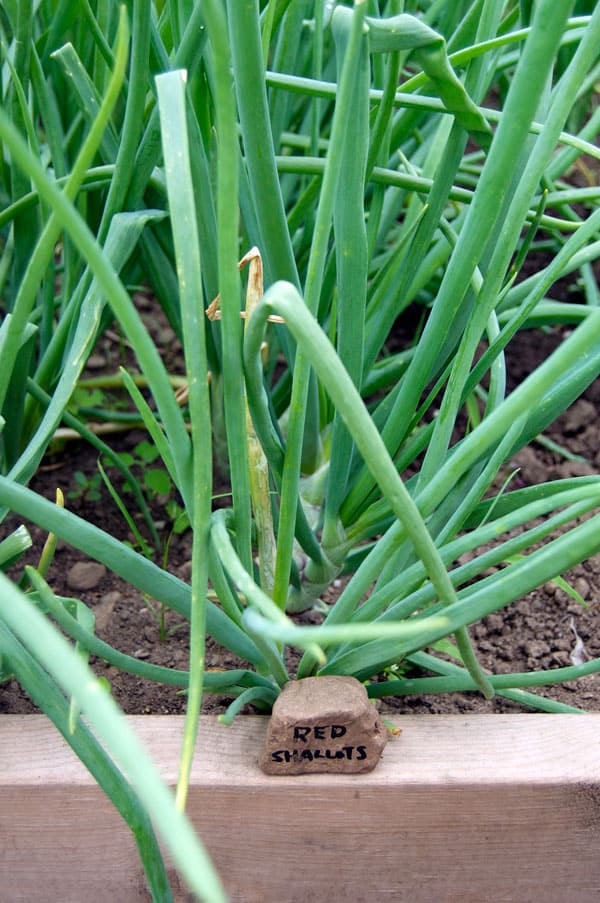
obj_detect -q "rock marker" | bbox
[260,675,388,775]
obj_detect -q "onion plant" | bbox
[1,1,600,899]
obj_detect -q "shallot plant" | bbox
[1,1,600,899]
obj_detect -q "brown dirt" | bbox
[2,316,600,717]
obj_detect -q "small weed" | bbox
[118,440,173,501]
[67,470,102,502]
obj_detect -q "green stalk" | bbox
[97,0,152,242]
[7,0,37,289]
[125,3,207,208]
[225,0,299,286]
[83,0,115,76]
[272,0,368,610]
[203,0,253,574]
[0,525,31,569]
[370,656,600,698]
[25,583,273,698]
[242,607,449,649]
[157,70,212,812]
[218,686,279,724]
[210,510,292,688]
[50,42,119,160]
[274,154,591,232]
[241,251,277,595]
[322,6,370,542]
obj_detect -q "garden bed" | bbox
[2,4,600,899]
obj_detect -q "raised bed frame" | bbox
[2,714,600,902]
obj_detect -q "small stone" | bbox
[483,614,503,633]
[561,460,596,478]
[563,400,595,434]
[133,292,153,310]
[94,590,121,630]
[574,577,591,601]
[260,676,388,776]
[66,561,107,591]
[524,639,550,658]
[86,353,107,370]
[178,560,193,582]
[156,326,176,345]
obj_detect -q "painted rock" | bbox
[260,675,387,775]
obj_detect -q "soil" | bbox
[2,304,600,718]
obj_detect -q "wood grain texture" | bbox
[1,714,600,902]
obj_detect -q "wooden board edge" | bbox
[2,712,600,786]
[2,714,600,902]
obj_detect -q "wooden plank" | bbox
[1,714,600,902]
